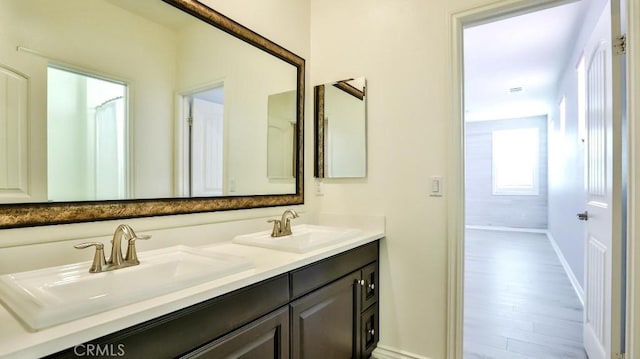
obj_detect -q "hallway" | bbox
[463,229,587,358]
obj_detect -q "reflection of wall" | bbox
[48,68,127,201]
[465,116,548,228]
[176,20,298,195]
[47,69,89,201]
[324,85,366,177]
[0,0,178,199]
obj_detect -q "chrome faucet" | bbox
[74,224,151,273]
[268,209,299,237]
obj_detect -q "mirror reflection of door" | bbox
[185,86,224,197]
[267,90,296,180]
[47,66,128,201]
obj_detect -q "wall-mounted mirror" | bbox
[0,0,305,228]
[314,77,366,178]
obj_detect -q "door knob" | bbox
[577,211,589,221]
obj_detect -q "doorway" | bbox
[178,85,225,197]
[457,0,626,358]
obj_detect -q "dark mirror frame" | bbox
[0,0,305,229]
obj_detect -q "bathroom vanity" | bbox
[0,222,383,359]
[46,241,379,358]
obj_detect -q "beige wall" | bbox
[309,0,487,357]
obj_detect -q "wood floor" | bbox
[463,229,587,359]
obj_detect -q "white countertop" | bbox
[0,226,384,358]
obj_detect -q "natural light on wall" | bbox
[492,128,539,195]
[576,55,586,142]
[559,96,566,136]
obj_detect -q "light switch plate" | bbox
[430,176,443,197]
[315,178,324,196]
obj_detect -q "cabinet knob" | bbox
[368,283,375,291]
[369,328,375,336]
[357,279,365,286]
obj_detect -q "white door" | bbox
[0,44,47,202]
[191,97,224,196]
[582,1,624,358]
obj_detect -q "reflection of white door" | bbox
[0,46,47,202]
[267,120,294,178]
[191,97,223,196]
[582,2,623,358]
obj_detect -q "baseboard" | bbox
[372,345,432,359]
[465,225,547,234]
[545,231,585,307]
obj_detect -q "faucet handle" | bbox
[267,219,282,237]
[124,234,151,265]
[74,242,107,273]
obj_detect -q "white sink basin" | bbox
[232,224,363,253]
[0,245,253,330]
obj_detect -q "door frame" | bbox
[626,0,640,357]
[446,0,638,358]
[174,81,226,197]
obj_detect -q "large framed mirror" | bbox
[314,77,366,178]
[0,0,304,228]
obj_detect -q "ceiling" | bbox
[463,1,589,122]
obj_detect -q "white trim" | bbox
[546,231,585,307]
[465,225,547,233]
[447,5,465,358]
[373,345,432,359]
[625,0,640,357]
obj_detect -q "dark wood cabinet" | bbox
[182,307,289,359]
[289,242,379,359]
[47,241,379,359]
[290,272,361,359]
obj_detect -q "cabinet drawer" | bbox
[361,262,378,311]
[182,306,289,359]
[361,305,379,359]
[290,241,378,299]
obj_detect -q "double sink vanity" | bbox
[0,213,383,358]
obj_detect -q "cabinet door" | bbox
[361,305,379,359]
[290,272,361,359]
[361,263,378,311]
[182,307,289,359]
